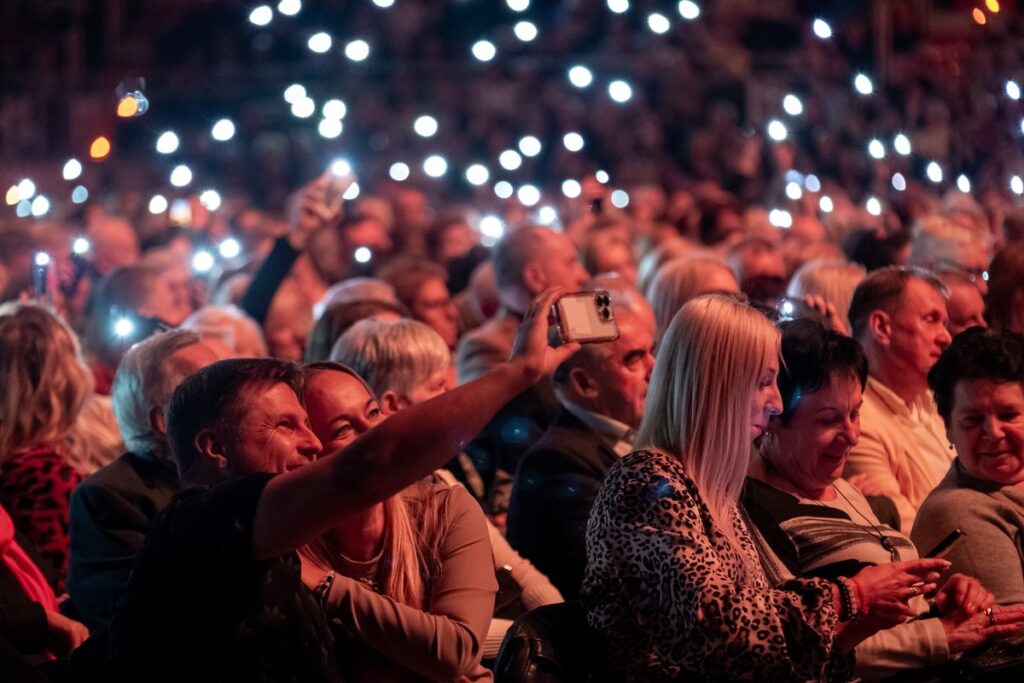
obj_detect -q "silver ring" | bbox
[986,607,996,626]
[909,585,919,596]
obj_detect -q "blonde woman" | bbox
[0,304,91,585]
[331,318,563,658]
[645,254,739,345]
[582,295,953,681]
[299,360,495,682]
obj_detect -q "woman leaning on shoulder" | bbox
[582,294,951,682]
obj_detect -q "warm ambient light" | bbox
[116,96,138,117]
[89,136,112,160]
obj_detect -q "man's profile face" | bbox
[533,232,590,294]
[588,316,655,429]
[886,278,952,378]
[224,383,321,475]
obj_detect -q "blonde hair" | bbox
[300,363,446,608]
[636,295,779,560]
[0,303,93,459]
[647,254,737,344]
[786,259,866,333]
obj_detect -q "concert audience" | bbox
[507,308,654,599]
[582,294,951,680]
[378,256,460,351]
[101,290,577,680]
[845,267,955,531]
[744,319,1024,680]
[68,330,225,629]
[456,227,589,519]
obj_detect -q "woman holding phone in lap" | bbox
[742,319,1024,680]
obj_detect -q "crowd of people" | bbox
[1,157,1024,681]
[7,3,1024,683]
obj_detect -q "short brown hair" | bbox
[848,266,947,341]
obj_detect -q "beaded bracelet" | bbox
[835,577,854,622]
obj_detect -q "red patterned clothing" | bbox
[0,446,81,591]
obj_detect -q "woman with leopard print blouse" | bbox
[582,295,951,681]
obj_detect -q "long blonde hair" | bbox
[636,295,779,556]
[301,363,446,609]
[0,303,93,459]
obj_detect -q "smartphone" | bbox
[323,160,355,216]
[32,252,50,298]
[550,291,620,344]
[925,529,965,559]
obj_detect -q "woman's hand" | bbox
[802,294,850,337]
[45,610,89,657]
[287,174,346,249]
[852,559,952,626]
[509,288,581,383]
[942,604,1024,654]
[933,574,995,618]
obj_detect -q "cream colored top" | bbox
[845,376,956,532]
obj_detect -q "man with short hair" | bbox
[507,309,654,598]
[102,291,575,681]
[845,266,954,531]
[456,227,590,519]
[68,330,224,629]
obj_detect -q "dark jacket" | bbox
[68,452,182,630]
[506,409,618,599]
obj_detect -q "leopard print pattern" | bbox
[582,449,854,682]
[0,447,81,590]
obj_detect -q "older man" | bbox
[507,308,654,598]
[457,227,590,519]
[68,330,224,629]
[845,267,954,531]
[102,290,575,681]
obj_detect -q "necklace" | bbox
[757,457,900,563]
[831,483,900,563]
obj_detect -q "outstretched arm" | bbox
[252,288,579,559]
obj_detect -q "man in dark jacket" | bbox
[68,330,224,629]
[507,309,653,598]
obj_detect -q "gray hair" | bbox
[330,318,450,397]
[909,215,988,270]
[111,330,202,460]
[181,304,268,358]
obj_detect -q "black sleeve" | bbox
[239,237,301,325]
[0,569,49,654]
[507,449,601,600]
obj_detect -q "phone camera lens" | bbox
[600,307,611,320]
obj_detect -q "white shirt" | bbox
[561,400,635,457]
[845,376,956,532]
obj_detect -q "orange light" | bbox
[116,96,139,118]
[973,7,987,24]
[986,0,1000,12]
[90,136,112,160]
